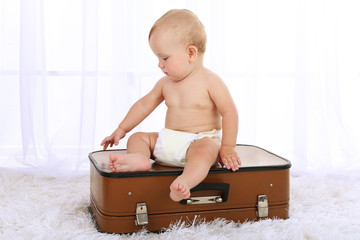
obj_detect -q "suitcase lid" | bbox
[89,144,291,178]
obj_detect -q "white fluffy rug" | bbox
[1,168,360,240]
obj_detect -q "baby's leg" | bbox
[170,138,219,201]
[109,132,158,172]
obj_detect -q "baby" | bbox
[101,9,241,202]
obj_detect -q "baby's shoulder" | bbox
[201,68,223,84]
[154,76,169,88]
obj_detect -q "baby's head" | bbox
[149,9,207,56]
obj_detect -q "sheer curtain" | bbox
[0,0,359,177]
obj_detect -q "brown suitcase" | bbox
[89,144,291,234]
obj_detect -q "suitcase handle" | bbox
[180,182,230,205]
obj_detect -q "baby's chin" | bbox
[164,74,187,82]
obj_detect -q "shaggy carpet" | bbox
[0,168,359,240]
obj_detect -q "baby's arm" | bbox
[208,75,241,171]
[101,79,165,150]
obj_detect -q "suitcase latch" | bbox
[182,196,223,205]
[256,195,269,218]
[135,203,148,226]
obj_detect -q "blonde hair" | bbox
[149,9,207,54]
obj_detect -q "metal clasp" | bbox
[256,195,269,218]
[135,203,148,226]
[182,196,223,205]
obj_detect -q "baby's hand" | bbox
[219,146,241,171]
[101,127,126,150]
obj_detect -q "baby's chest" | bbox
[164,87,212,109]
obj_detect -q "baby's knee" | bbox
[128,132,147,143]
[190,144,218,159]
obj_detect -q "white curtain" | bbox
[0,0,359,177]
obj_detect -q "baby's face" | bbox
[149,28,193,82]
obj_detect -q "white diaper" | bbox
[153,128,222,167]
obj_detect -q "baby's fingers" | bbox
[227,156,241,171]
[221,158,230,170]
[235,154,242,167]
[100,138,107,146]
[101,137,109,149]
[230,158,239,171]
[102,142,109,150]
[222,157,236,171]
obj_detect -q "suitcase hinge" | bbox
[135,203,148,226]
[256,195,269,218]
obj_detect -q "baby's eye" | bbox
[162,57,168,61]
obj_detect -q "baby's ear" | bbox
[187,46,198,63]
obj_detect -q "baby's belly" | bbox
[165,108,221,133]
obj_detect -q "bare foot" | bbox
[109,153,151,172]
[170,180,191,201]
